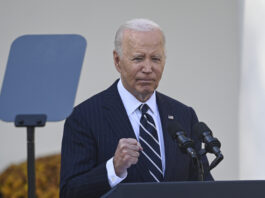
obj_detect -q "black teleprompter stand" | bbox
[0,34,86,198]
[15,115,47,198]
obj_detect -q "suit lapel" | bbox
[157,93,193,181]
[102,81,136,140]
[102,80,153,182]
[156,93,179,181]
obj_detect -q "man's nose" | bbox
[142,60,152,73]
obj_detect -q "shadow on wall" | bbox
[0,154,60,198]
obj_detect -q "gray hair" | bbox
[114,18,166,56]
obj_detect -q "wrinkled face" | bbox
[113,29,166,102]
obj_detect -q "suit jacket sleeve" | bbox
[60,107,111,198]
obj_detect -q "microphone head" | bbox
[192,122,213,139]
[168,120,196,157]
[167,120,185,139]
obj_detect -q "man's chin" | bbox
[138,86,154,93]
[134,88,155,102]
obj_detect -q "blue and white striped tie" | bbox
[139,104,163,182]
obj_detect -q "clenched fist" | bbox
[113,138,143,177]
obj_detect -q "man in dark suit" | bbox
[60,18,213,198]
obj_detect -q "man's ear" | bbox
[113,50,121,73]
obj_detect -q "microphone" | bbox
[193,122,223,170]
[167,120,197,159]
[192,122,222,156]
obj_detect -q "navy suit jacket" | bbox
[60,80,213,198]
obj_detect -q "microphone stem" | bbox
[197,157,204,181]
[188,148,204,181]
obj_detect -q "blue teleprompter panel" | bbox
[0,34,86,122]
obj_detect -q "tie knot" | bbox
[139,104,149,114]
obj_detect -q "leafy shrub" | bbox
[0,154,60,198]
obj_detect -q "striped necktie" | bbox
[139,104,163,182]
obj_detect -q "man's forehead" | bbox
[125,28,162,38]
[123,29,164,46]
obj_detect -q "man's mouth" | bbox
[137,79,154,83]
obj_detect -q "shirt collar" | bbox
[117,79,158,116]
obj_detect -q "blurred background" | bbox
[0,1,264,193]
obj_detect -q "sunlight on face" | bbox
[114,29,166,102]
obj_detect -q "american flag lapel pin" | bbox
[168,115,174,120]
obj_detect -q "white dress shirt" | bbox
[106,79,165,187]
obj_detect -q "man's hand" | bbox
[113,138,143,177]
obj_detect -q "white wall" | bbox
[0,0,241,180]
[239,0,265,179]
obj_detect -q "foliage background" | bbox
[0,154,60,198]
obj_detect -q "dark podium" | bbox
[101,180,265,198]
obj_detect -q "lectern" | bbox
[101,180,265,198]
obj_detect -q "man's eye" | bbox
[133,57,143,61]
[152,57,161,62]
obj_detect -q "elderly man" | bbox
[60,18,213,198]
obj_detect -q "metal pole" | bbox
[27,126,35,198]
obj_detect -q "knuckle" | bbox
[122,149,128,155]
[119,138,126,145]
[124,155,129,161]
[120,144,127,150]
